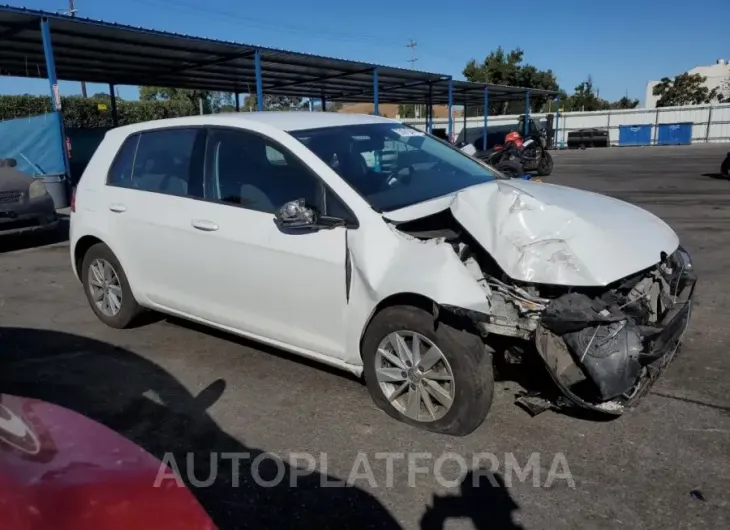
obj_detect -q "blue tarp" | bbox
[0,112,65,177]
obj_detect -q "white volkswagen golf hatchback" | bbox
[71,112,695,436]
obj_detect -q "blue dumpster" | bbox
[618,124,653,146]
[657,123,693,145]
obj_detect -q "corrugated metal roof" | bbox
[0,5,557,105]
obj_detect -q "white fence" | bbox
[401,103,730,146]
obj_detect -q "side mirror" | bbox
[274,199,317,229]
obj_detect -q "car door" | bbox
[177,127,351,360]
[102,127,209,311]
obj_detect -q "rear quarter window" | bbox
[107,134,140,187]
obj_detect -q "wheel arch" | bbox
[358,292,453,361]
[73,235,105,281]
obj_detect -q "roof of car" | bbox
[111,112,400,135]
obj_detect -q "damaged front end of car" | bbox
[388,194,696,416]
[533,248,696,414]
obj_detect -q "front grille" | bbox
[0,191,23,204]
[0,217,39,231]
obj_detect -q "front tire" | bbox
[81,243,141,329]
[537,151,554,176]
[362,305,494,436]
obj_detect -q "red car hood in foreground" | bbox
[0,393,215,530]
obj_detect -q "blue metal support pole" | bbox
[447,76,453,142]
[321,93,326,112]
[554,96,561,148]
[254,49,264,111]
[373,69,379,116]
[427,82,433,133]
[235,93,240,112]
[109,83,118,126]
[41,17,70,180]
[524,90,531,135]
[483,86,489,151]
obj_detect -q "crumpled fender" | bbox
[342,224,491,365]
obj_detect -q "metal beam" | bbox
[109,83,118,126]
[0,20,38,42]
[524,90,530,135]
[331,76,444,102]
[151,49,256,78]
[267,67,373,90]
[373,68,379,116]
[554,95,561,149]
[254,49,264,111]
[447,76,453,141]
[40,17,71,179]
[483,86,489,151]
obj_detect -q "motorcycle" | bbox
[476,140,528,179]
[476,129,553,177]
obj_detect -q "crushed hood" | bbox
[387,180,679,287]
[451,180,679,286]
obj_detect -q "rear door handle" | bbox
[191,219,219,232]
[109,203,127,213]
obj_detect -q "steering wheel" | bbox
[378,161,415,190]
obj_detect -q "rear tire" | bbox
[81,243,141,329]
[362,305,494,436]
[721,154,730,178]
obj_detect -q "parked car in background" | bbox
[70,113,695,436]
[0,158,59,236]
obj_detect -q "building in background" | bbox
[645,59,730,109]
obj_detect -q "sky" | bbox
[1,0,728,105]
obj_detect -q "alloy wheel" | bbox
[374,331,455,422]
[88,258,123,317]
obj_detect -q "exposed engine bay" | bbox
[391,209,697,415]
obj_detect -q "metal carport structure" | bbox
[0,4,558,176]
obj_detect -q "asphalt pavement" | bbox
[1,144,729,529]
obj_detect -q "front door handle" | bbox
[109,203,127,213]
[191,219,219,232]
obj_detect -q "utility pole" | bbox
[406,39,419,118]
[406,39,418,69]
[67,0,87,97]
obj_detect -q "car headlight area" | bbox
[28,179,49,200]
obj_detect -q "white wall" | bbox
[402,102,730,146]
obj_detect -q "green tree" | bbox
[398,104,416,118]
[242,94,304,111]
[139,87,235,113]
[564,77,610,112]
[609,96,640,109]
[652,72,725,107]
[463,47,559,115]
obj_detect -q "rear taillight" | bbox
[70,188,76,213]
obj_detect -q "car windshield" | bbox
[289,123,501,212]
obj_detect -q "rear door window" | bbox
[131,129,199,196]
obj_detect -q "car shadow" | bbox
[701,173,728,180]
[0,327,400,530]
[420,470,524,530]
[159,315,363,383]
[0,212,69,254]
